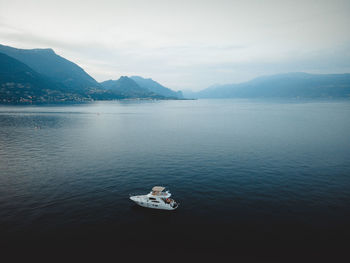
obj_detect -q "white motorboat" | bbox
[130,186,179,210]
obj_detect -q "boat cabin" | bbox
[130,186,178,210]
[151,186,167,196]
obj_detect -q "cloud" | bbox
[1,0,350,91]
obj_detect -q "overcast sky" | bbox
[1,0,349,91]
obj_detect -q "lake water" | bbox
[1,99,350,258]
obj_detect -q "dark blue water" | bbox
[1,99,350,259]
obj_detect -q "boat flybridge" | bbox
[130,186,179,210]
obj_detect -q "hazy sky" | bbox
[1,0,350,91]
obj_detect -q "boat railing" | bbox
[130,190,172,198]
[129,193,145,197]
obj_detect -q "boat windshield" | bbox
[151,186,167,196]
[151,190,167,196]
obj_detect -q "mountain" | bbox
[0,52,117,103]
[0,44,121,103]
[0,44,100,92]
[130,76,183,98]
[0,52,65,103]
[0,44,187,103]
[194,73,350,98]
[100,76,164,99]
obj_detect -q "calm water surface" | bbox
[1,99,350,253]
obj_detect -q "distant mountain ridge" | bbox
[0,44,184,103]
[2,43,350,103]
[101,76,182,99]
[130,76,183,99]
[191,73,350,98]
[100,76,164,99]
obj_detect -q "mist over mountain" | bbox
[190,73,350,99]
[2,43,350,103]
[182,89,199,99]
[130,76,183,99]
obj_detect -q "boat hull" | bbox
[130,196,178,210]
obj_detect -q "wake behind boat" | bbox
[130,186,179,210]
